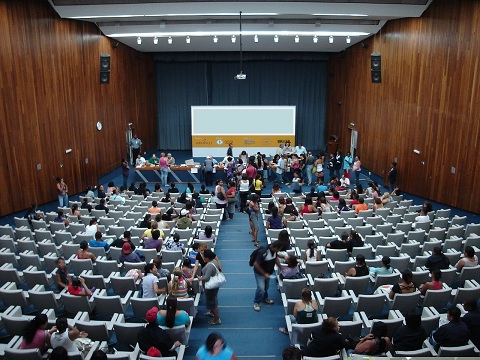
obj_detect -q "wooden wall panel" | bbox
[0,0,157,216]
[326,0,480,213]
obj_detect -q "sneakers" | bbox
[263,299,274,304]
[253,303,261,311]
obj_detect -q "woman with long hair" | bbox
[170,267,189,298]
[156,295,190,328]
[20,314,53,353]
[389,269,416,299]
[354,321,391,355]
[303,239,320,262]
[247,194,260,247]
[345,254,369,277]
[279,288,319,335]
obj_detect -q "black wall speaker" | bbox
[100,54,110,84]
[371,52,381,83]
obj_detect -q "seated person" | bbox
[155,295,191,327]
[389,269,416,299]
[68,276,93,296]
[455,245,479,271]
[154,258,171,282]
[279,255,301,279]
[354,321,391,355]
[176,209,193,229]
[165,233,186,254]
[85,218,99,237]
[141,221,165,241]
[302,317,348,357]
[419,268,443,295]
[370,256,394,277]
[415,207,430,223]
[80,198,92,213]
[55,257,71,292]
[345,254,369,277]
[279,288,318,335]
[354,197,369,214]
[431,306,470,350]
[148,200,162,215]
[136,154,146,167]
[109,188,126,205]
[327,231,349,249]
[266,206,283,230]
[69,204,81,219]
[197,225,216,242]
[144,229,163,252]
[169,267,189,298]
[111,230,136,251]
[94,198,109,214]
[89,231,110,251]
[138,307,181,357]
[425,247,450,272]
[462,299,480,349]
[54,210,69,225]
[391,311,427,354]
[118,242,141,263]
[303,239,321,262]
[148,154,159,165]
[188,243,199,265]
[346,230,364,253]
[19,314,52,353]
[76,240,96,262]
[181,259,195,293]
[23,202,44,225]
[142,263,166,298]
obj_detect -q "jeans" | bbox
[276,172,283,184]
[355,170,360,185]
[254,271,271,304]
[58,194,68,207]
[160,167,169,186]
[239,191,249,212]
[305,165,314,185]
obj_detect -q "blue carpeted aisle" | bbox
[182,203,291,359]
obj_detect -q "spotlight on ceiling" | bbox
[186,36,190,44]
[153,37,158,45]
[213,35,218,43]
[137,37,141,45]
[295,35,299,43]
[231,35,236,43]
[254,35,258,43]
[346,36,351,44]
[168,36,172,44]
[329,35,334,44]
[313,35,318,43]
[274,35,279,43]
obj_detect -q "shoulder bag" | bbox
[205,263,226,289]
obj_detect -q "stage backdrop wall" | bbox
[191,106,295,157]
[156,56,328,153]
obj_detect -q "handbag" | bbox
[205,263,226,289]
[216,190,225,201]
[227,195,237,203]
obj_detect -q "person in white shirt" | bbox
[340,174,350,188]
[415,208,430,223]
[85,218,99,236]
[136,154,146,167]
[294,144,307,156]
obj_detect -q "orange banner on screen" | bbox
[192,135,295,148]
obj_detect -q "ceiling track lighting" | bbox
[346,36,351,44]
[231,35,236,43]
[213,35,218,43]
[329,35,334,44]
[153,37,158,45]
[274,35,279,43]
[168,36,172,44]
[254,35,258,43]
[313,35,318,43]
[295,35,299,43]
[137,36,141,45]
[186,36,190,44]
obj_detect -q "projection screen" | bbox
[191,106,296,157]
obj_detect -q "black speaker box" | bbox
[100,54,110,84]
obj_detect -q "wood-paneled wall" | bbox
[0,0,157,217]
[326,0,480,214]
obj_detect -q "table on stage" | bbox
[134,164,226,184]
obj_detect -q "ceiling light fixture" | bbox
[213,35,218,43]
[274,35,279,43]
[346,36,351,44]
[153,37,158,45]
[231,35,236,43]
[313,35,318,43]
[234,11,246,80]
[137,37,141,44]
[329,35,334,44]
[295,35,299,43]
[186,36,190,44]
[168,36,172,44]
[254,35,258,43]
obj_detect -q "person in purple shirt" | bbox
[119,243,141,263]
[144,229,163,252]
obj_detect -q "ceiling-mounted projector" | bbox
[234,72,246,80]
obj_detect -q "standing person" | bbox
[226,180,237,220]
[142,263,166,298]
[334,150,343,179]
[159,152,169,186]
[248,194,260,247]
[304,152,316,186]
[198,250,222,325]
[315,153,325,184]
[352,155,362,186]
[56,177,68,207]
[252,240,285,311]
[238,174,250,213]
[129,134,142,165]
[121,158,130,190]
[343,151,353,179]
[326,153,335,182]
[214,179,228,221]
[388,162,397,192]
[203,156,217,186]
[227,143,233,157]
[194,333,238,360]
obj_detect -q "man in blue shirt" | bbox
[129,134,142,165]
[89,231,110,251]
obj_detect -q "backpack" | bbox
[249,246,266,266]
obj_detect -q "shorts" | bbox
[205,287,219,310]
[249,213,259,229]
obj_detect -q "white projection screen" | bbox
[191,106,296,157]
